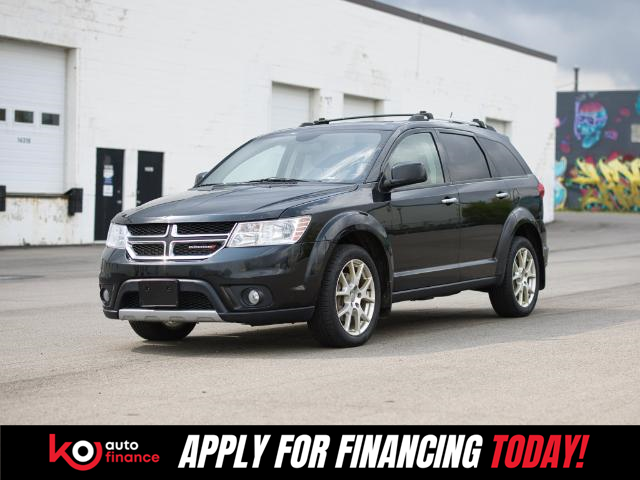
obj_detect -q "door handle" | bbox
[441,197,459,205]
[495,192,509,199]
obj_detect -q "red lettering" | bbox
[492,435,510,468]
[49,435,73,464]
[49,435,103,471]
[505,435,525,468]
[152,454,160,463]
[522,435,544,468]
[576,435,589,468]
[563,435,581,468]
[540,435,561,468]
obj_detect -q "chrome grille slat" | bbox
[126,222,235,261]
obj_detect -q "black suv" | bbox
[100,112,548,347]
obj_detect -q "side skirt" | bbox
[391,277,497,303]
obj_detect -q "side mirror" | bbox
[194,171,208,187]
[382,163,427,190]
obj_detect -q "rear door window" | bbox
[478,137,526,177]
[439,132,491,182]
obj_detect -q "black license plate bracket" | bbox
[139,280,178,307]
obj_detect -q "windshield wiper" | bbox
[245,177,310,183]
[198,177,312,187]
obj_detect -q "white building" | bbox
[0,0,556,245]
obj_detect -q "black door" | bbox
[137,151,164,206]
[439,131,510,281]
[94,148,124,240]
[386,131,461,291]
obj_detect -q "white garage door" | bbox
[0,38,66,193]
[344,95,378,118]
[485,117,512,137]
[271,83,312,131]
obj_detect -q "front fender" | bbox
[304,211,394,303]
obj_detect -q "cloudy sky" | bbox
[379,0,639,91]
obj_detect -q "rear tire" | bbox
[129,321,195,341]
[308,245,381,347]
[489,236,540,317]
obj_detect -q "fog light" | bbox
[100,288,111,304]
[247,289,261,305]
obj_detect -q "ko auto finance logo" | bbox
[49,434,103,471]
[49,434,160,470]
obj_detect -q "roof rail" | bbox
[298,111,498,132]
[432,117,497,131]
[300,111,434,127]
[409,111,435,121]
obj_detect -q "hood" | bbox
[115,183,357,224]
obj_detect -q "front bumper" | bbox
[99,242,324,326]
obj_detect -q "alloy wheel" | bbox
[512,247,537,308]
[335,259,376,336]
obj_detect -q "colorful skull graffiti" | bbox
[574,100,608,149]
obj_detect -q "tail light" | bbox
[537,180,545,198]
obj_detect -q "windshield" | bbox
[200,130,387,185]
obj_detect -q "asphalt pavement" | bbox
[1,211,639,424]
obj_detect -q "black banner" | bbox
[1,426,635,476]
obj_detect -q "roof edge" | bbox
[343,0,557,63]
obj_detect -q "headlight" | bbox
[106,223,128,249]
[227,216,311,247]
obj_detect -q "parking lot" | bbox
[1,211,639,424]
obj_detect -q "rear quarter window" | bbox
[478,137,526,177]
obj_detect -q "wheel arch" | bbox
[306,211,393,311]
[495,208,546,290]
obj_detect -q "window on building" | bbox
[485,117,512,136]
[14,110,34,123]
[631,124,640,143]
[478,137,526,177]
[440,133,491,182]
[42,113,60,126]
[387,133,444,186]
[0,108,5,121]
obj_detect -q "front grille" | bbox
[118,291,213,310]
[173,242,221,256]
[131,243,164,256]
[126,222,231,260]
[176,222,235,235]
[128,224,167,236]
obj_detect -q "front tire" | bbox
[129,321,195,341]
[489,236,540,317]
[308,244,381,347]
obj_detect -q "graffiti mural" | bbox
[556,90,640,211]
[574,100,608,149]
